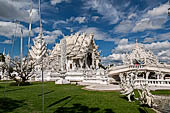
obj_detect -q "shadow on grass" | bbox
[38,90,55,96]
[120,95,136,102]
[48,96,71,108]
[6,88,25,92]
[138,107,148,113]
[9,82,32,86]
[0,97,26,113]
[54,103,115,113]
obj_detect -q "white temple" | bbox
[29,32,108,84]
[27,33,170,87]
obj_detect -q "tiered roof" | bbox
[29,34,47,60]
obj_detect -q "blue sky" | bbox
[0,0,170,65]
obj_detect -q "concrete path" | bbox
[79,82,121,91]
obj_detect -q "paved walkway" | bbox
[79,82,121,91]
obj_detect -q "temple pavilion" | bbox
[28,32,107,84]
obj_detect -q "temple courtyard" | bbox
[1,81,170,113]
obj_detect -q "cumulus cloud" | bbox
[0,21,31,38]
[132,17,166,32]
[144,37,155,43]
[115,20,134,33]
[43,30,63,44]
[79,27,113,41]
[91,16,100,21]
[50,0,71,5]
[67,16,87,24]
[114,2,169,33]
[132,2,169,32]
[84,0,120,24]
[147,3,169,16]
[101,53,125,66]
[0,40,12,44]
[143,32,170,43]
[0,0,39,23]
[118,39,128,45]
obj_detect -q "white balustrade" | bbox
[134,79,170,86]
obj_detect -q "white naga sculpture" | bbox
[137,84,156,107]
[120,72,157,107]
[120,72,136,102]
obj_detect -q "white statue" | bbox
[138,84,156,107]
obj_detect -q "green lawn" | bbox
[151,90,170,96]
[0,82,155,113]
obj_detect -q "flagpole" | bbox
[38,0,44,112]
[20,28,23,73]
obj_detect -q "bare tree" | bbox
[5,56,35,85]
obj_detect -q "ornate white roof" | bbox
[29,34,47,60]
[50,32,100,59]
[123,42,158,65]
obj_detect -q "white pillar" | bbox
[92,52,95,69]
[96,59,99,69]
[146,71,150,84]
[79,59,83,69]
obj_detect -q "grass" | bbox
[0,82,155,113]
[151,90,170,96]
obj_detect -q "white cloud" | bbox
[74,17,86,24]
[54,20,67,24]
[50,0,71,5]
[91,16,100,21]
[0,0,39,23]
[115,2,169,33]
[33,28,63,44]
[147,3,169,16]
[0,40,12,44]
[118,39,128,45]
[144,41,170,52]
[0,21,30,38]
[84,0,120,24]
[32,27,40,34]
[101,53,124,66]
[43,30,63,44]
[132,18,164,32]
[67,16,87,24]
[143,32,170,43]
[115,20,134,33]
[132,2,169,32]
[128,13,136,19]
[79,27,113,41]
[144,37,155,43]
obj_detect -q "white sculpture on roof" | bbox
[123,40,158,65]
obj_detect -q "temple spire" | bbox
[70,28,73,35]
[136,38,138,48]
[3,48,5,56]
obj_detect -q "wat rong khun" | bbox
[1,32,170,112]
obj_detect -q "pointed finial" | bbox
[3,48,5,55]
[70,28,73,34]
[136,38,138,48]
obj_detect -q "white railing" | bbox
[134,79,170,86]
[129,65,144,69]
